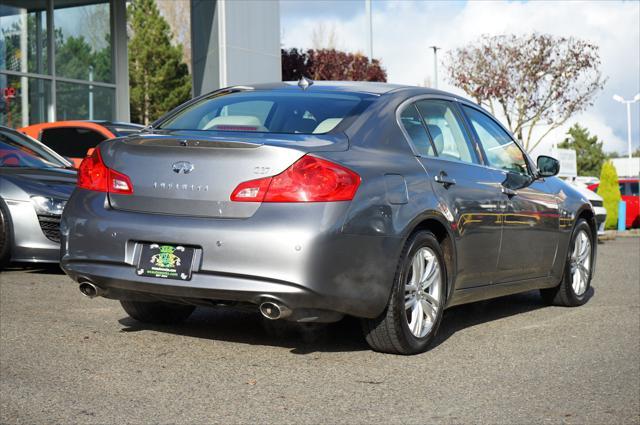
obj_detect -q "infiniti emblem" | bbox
[172,161,194,174]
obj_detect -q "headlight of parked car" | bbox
[30,196,67,216]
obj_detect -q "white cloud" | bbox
[281,0,640,154]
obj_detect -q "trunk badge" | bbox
[172,161,195,174]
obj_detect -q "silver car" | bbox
[61,82,597,354]
[0,126,76,267]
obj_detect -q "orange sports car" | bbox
[19,120,143,168]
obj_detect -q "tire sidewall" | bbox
[564,219,594,304]
[0,197,12,267]
[393,231,446,353]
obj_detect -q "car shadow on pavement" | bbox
[5,263,65,275]
[116,287,594,355]
[431,287,595,349]
[118,309,370,355]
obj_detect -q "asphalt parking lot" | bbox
[1,238,639,424]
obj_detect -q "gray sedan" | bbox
[60,82,597,354]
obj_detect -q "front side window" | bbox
[462,105,529,175]
[415,100,478,164]
[628,182,639,196]
[158,91,374,135]
[399,104,435,157]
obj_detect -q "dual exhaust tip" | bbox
[259,301,292,320]
[79,282,291,321]
[78,281,102,298]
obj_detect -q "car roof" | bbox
[236,81,470,101]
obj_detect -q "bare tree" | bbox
[311,23,338,50]
[445,33,605,152]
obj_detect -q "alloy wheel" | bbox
[570,229,591,296]
[404,247,442,338]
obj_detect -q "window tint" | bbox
[619,182,626,195]
[40,127,106,157]
[399,105,435,156]
[415,100,477,164]
[463,105,529,175]
[159,91,374,135]
[629,182,639,196]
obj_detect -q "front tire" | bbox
[541,219,594,306]
[361,231,446,355]
[0,198,12,270]
[120,300,195,325]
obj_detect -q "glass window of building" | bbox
[1,0,118,127]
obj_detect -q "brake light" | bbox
[77,149,133,195]
[230,155,360,202]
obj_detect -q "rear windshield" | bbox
[157,90,374,134]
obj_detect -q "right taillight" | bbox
[230,155,360,203]
[77,148,133,195]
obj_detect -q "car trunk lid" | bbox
[102,132,347,218]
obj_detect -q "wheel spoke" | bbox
[412,254,424,287]
[423,292,439,308]
[421,299,436,322]
[405,297,416,310]
[414,302,424,336]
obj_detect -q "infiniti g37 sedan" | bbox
[60,82,597,354]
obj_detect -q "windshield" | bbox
[158,90,375,134]
[0,130,67,169]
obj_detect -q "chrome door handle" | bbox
[501,186,518,197]
[434,173,456,188]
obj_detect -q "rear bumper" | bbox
[60,191,402,319]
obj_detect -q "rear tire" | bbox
[120,300,195,325]
[361,231,446,355]
[541,219,594,307]
[0,198,12,270]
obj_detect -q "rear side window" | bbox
[399,105,435,157]
[40,127,106,157]
[158,91,374,134]
[629,182,639,196]
[415,100,478,164]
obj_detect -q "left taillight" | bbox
[77,148,133,195]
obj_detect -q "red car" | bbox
[589,178,640,229]
[19,120,143,168]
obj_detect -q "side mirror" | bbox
[536,155,560,177]
[86,148,95,157]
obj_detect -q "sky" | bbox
[280,0,640,156]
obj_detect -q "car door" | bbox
[399,99,506,289]
[461,104,560,282]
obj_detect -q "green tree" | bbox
[598,161,622,230]
[558,124,606,177]
[128,0,191,125]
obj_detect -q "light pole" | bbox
[429,46,441,89]
[613,93,640,159]
[365,0,373,63]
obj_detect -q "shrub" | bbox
[598,160,622,229]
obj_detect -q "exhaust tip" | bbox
[79,281,101,298]
[259,301,291,320]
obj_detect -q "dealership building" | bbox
[0,0,281,128]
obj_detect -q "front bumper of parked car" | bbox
[5,199,62,263]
